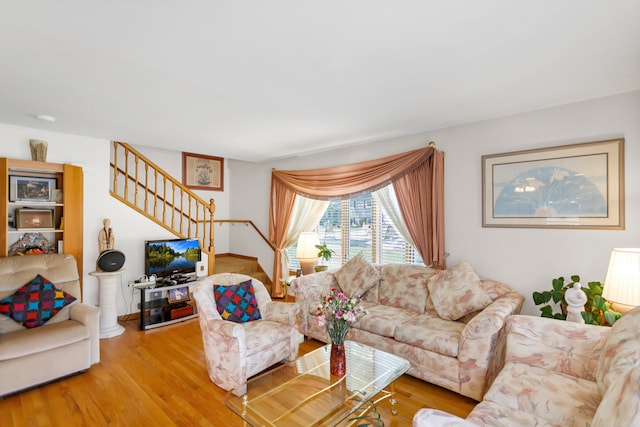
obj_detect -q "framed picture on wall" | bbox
[482,138,624,229]
[182,152,224,191]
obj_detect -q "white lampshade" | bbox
[603,248,640,307]
[296,232,319,259]
[296,232,319,275]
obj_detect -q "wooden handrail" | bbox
[213,220,275,251]
[110,142,277,277]
[110,141,216,274]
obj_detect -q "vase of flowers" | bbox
[316,288,367,376]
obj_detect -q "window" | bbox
[288,191,422,272]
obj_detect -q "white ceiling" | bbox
[1,1,639,162]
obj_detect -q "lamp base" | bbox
[611,302,635,315]
[299,259,318,275]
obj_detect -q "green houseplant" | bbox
[532,275,621,326]
[314,241,335,272]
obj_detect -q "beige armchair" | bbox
[192,273,300,395]
[0,254,100,396]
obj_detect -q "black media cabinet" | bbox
[138,279,199,330]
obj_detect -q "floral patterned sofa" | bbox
[413,306,640,426]
[290,255,525,401]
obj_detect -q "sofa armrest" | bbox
[289,272,338,334]
[70,302,101,364]
[290,271,338,300]
[504,314,610,381]
[412,409,476,427]
[263,301,300,327]
[458,291,525,400]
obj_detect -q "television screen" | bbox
[144,238,201,278]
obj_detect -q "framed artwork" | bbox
[182,152,224,191]
[167,286,190,304]
[9,176,57,202]
[482,138,624,229]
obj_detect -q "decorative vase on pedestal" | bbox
[330,342,346,376]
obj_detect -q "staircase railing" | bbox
[110,141,216,274]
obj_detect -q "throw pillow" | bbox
[213,279,262,323]
[427,261,493,321]
[0,274,77,329]
[334,252,381,298]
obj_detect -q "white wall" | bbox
[230,91,640,315]
[2,90,637,317]
[0,126,230,316]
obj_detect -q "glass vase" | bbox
[330,342,346,376]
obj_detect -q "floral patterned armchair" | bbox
[192,273,300,395]
[413,306,640,427]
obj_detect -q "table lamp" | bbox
[296,232,319,275]
[603,248,640,313]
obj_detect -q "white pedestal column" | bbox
[89,269,126,339]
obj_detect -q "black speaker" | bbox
[97,250,126,272]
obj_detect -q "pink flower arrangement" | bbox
[316,288,367,344]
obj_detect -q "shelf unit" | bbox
[0,158,84,285]
[138,281,199,330]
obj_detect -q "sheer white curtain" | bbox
[372,185,417,250]
[280,195,329,274]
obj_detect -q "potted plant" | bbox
[532,275,621,326]
[314,241,335,272]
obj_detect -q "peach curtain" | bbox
[393,149,445,269]
[268,146,445,296]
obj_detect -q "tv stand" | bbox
[138,280,198,330]
[157,273,195,286]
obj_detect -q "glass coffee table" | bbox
[225,341,410,426]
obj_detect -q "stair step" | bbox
[215,254,272,295]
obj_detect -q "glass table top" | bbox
[224,341,410,426]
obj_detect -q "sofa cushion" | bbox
[394,313,463,357]
[0,274,76,329]
[466,400,568,427]
[352,303,417,338]
[378,264,435,314]
[334,253,380,299]
[0,319,90,361]
[213,280,262,323]
[483,362,600,427]
[596,305,640,395]
[427,262,493,320]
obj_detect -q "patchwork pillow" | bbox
[334,252,380,298]
[213,279,262,323]
[427,261,493,321]
[0,274,77,329]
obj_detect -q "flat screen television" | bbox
[144,237,201,279]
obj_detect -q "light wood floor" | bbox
[1,318,476,426]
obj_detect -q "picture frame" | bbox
[15,209,55,230]
[482,138,624,229]
[167,286,190,304]
[9,176,57,202]
[182,152,224,191]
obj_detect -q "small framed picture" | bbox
[167,286,190,304]
[182,152,224,191]
[15,209,54,230]
[9,176,57,202]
